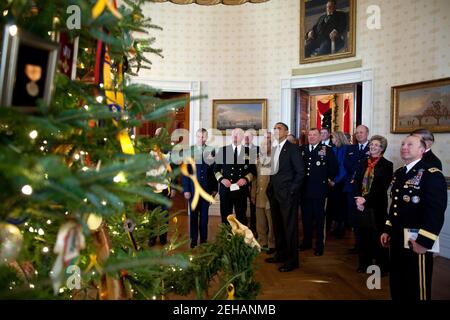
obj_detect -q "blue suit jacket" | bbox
[343,143,370,193]
[182,145,218,197]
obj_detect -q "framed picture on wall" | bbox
[300,0,356,64]
[212,99,267,134]
[0,24,59,113]
[391,78,450,133]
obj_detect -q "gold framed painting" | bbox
[300,0,356,64]
[391,78,450,133]
[212,99,267,134]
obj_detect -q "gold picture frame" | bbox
[391,77,450,133]
[212,99,267,135]
[300,0,356,64]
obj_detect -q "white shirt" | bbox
[405,158,421,174]
[358,141,369,151]
[273,139,287,172]
[309,143,319,152]
[322,139,331,146]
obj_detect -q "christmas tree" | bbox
[0,0,260,300]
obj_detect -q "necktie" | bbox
[359,144,363,152]
[310,145,313,152]
[234,146,238,164]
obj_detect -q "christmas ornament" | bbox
[87,214,103,231]
[227,283,235,300]
[227,214,261,251]
[92,0,123,20]
[50,221,85,293]
[180,157,215,210]
[0,223,24,264]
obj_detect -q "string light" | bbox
[101,200,107,206]
[83,105,89,111]
[3,10,8,16]
[29,130,38,139]
[42,247,49,253]
[29,284,35,289]
[130,134,135,139]
[65,211,70,215]
[40,146,45,151]
[28,227,34,233]
[103,138,108,141]
[96,96,104,103]
[46,220,52,225]
[21,185,33,195]
[59,288,65,293]
[113,172,127,183]
[43,140,47,144]
[74,153,80,160]
[82,166,89,172]
[38,228,44,235]
[83,199,87,203]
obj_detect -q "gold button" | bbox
[394,197,398,200]
[395,189,399,192]
[409,190,412,194]
[404,185,408,188]
[306,173,310,176]
[394,212,398,216]
[394,204,397,208]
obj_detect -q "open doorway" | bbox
[137,91,190,212]
[294,83,362,144]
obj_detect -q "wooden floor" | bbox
[166,209,450,300]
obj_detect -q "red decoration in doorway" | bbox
[344,99,350,133]
[316,100,331,129]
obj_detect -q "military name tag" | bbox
[412,196,420,203]
[403,195,410,202]
[316,161,321,166]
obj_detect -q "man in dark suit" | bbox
[214,128,256,225]
[183,128,218,248]
[300,128,338,256]
[320,127,335,147]
[381,135,447,300]
[411,128,443,170]
[305,0,347,57]
[265,122,304,272]
[344,124,370,253]
[244,131,260,235]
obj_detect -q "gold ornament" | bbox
[0,223,24,265]
[227,214,261,251]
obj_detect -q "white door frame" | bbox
[280,68,374,132]
[130,77,201,145]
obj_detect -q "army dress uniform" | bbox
[300,143,338,255]
[182,145,218,248]
[384,160,447,300]
[214,145,256,225]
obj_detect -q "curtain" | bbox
[343,98,350,133]
[316,99,331,129]
[153,0,269,5]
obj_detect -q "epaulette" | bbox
[428,167,441,173]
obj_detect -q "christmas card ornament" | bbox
[180,157,215,210]
[0,24,59,113]
[57,32,79,80]
[0,223,24,265]
[227,214,261,251]
[50,221,85,294]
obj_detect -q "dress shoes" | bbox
[265,256,286,263]
[278,264,298,272]
[314,249,324,256]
